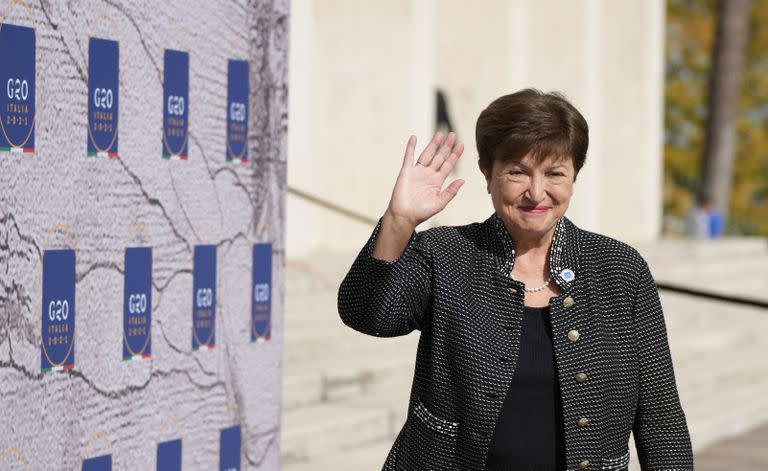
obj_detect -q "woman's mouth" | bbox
[519,206,550,213]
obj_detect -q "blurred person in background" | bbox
[338,89,693,470]
[685,193,724,239]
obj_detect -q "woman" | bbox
[338,89,693,470]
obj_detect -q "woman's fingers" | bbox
[438,178,465,207]
[401,135,418,170]
[429,132,456,169]
[415,131,443,166]
[437,141,464,176]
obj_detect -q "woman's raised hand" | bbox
[386,132,465,229]
[373,132,465,261]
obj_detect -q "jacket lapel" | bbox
[485,213,581,290]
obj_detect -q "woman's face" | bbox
[481,152,576,241]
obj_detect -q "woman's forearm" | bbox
[372,210,417,262]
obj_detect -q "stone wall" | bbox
[0,0,287,469]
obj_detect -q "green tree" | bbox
[665,0,768,235]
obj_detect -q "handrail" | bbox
[655,281,768,309]
[287,186,378,226]
[288,186,767,309]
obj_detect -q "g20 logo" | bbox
[196,288,213,308]
[229,102,246,122]
[48,299,70,321]
[254,283,269,303]
[128,293,148,314]
[93,87,114,109]
[167,95,185,116]
[6,78,29,101]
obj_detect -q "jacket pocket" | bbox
[396,397,460,470]
[414,396,459,437]
[602,450,630,470]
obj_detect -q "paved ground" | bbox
[694,421,768,470]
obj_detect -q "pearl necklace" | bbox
[509,272,553,292]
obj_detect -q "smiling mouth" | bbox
[520,207,549,213]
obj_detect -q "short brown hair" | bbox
[475,89,588,178]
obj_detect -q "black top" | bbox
[485,305,567,471]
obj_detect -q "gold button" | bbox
[575,372,589,383]
[507,287,517,294]
[579,459,590,469]
[567,329,580,342]
[577,417,590,427]
[563,296,575,308]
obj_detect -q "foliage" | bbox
[664,0,768,235]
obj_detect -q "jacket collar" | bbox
[486,212,580,291]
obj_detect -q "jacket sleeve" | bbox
[631,258,694,470]
[337,219,432,337]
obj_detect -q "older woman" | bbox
[338,89,693,471]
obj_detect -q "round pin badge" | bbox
[560,269,575,282]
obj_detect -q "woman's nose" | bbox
[525,175,546,201]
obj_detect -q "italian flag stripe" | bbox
[124,353,151,361]
[4,147,34,154]
[88,151,118,158]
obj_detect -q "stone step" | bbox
[285,255,354,296]
[281,377,411,464]
[636,238,768,261]
[283,334,415,365]
[684,373,768,450]
[283,350,415,409]
[281,247,768,470]
[282,439,393,471]
[280,337,768,467]
[281,403,393,464]
[281,372,768,471]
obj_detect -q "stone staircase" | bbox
[280,238,768,470]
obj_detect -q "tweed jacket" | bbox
[338,213,693,471]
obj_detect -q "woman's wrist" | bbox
[373,210,417,262]
[383,209,418,235]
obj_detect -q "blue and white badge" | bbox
[193,245,216,351]
[252,243,272,343]
[41,249,76,372]
[226,59,249,164]
[87,37,119,158]
[219,425,241,471]
[156,439,182,471]
[560,268,575,283]
[82,454,111,471]
[162,49,189,160]
[0,23,36,155]
[123,247,152,361]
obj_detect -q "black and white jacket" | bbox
[338,213,693,470]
